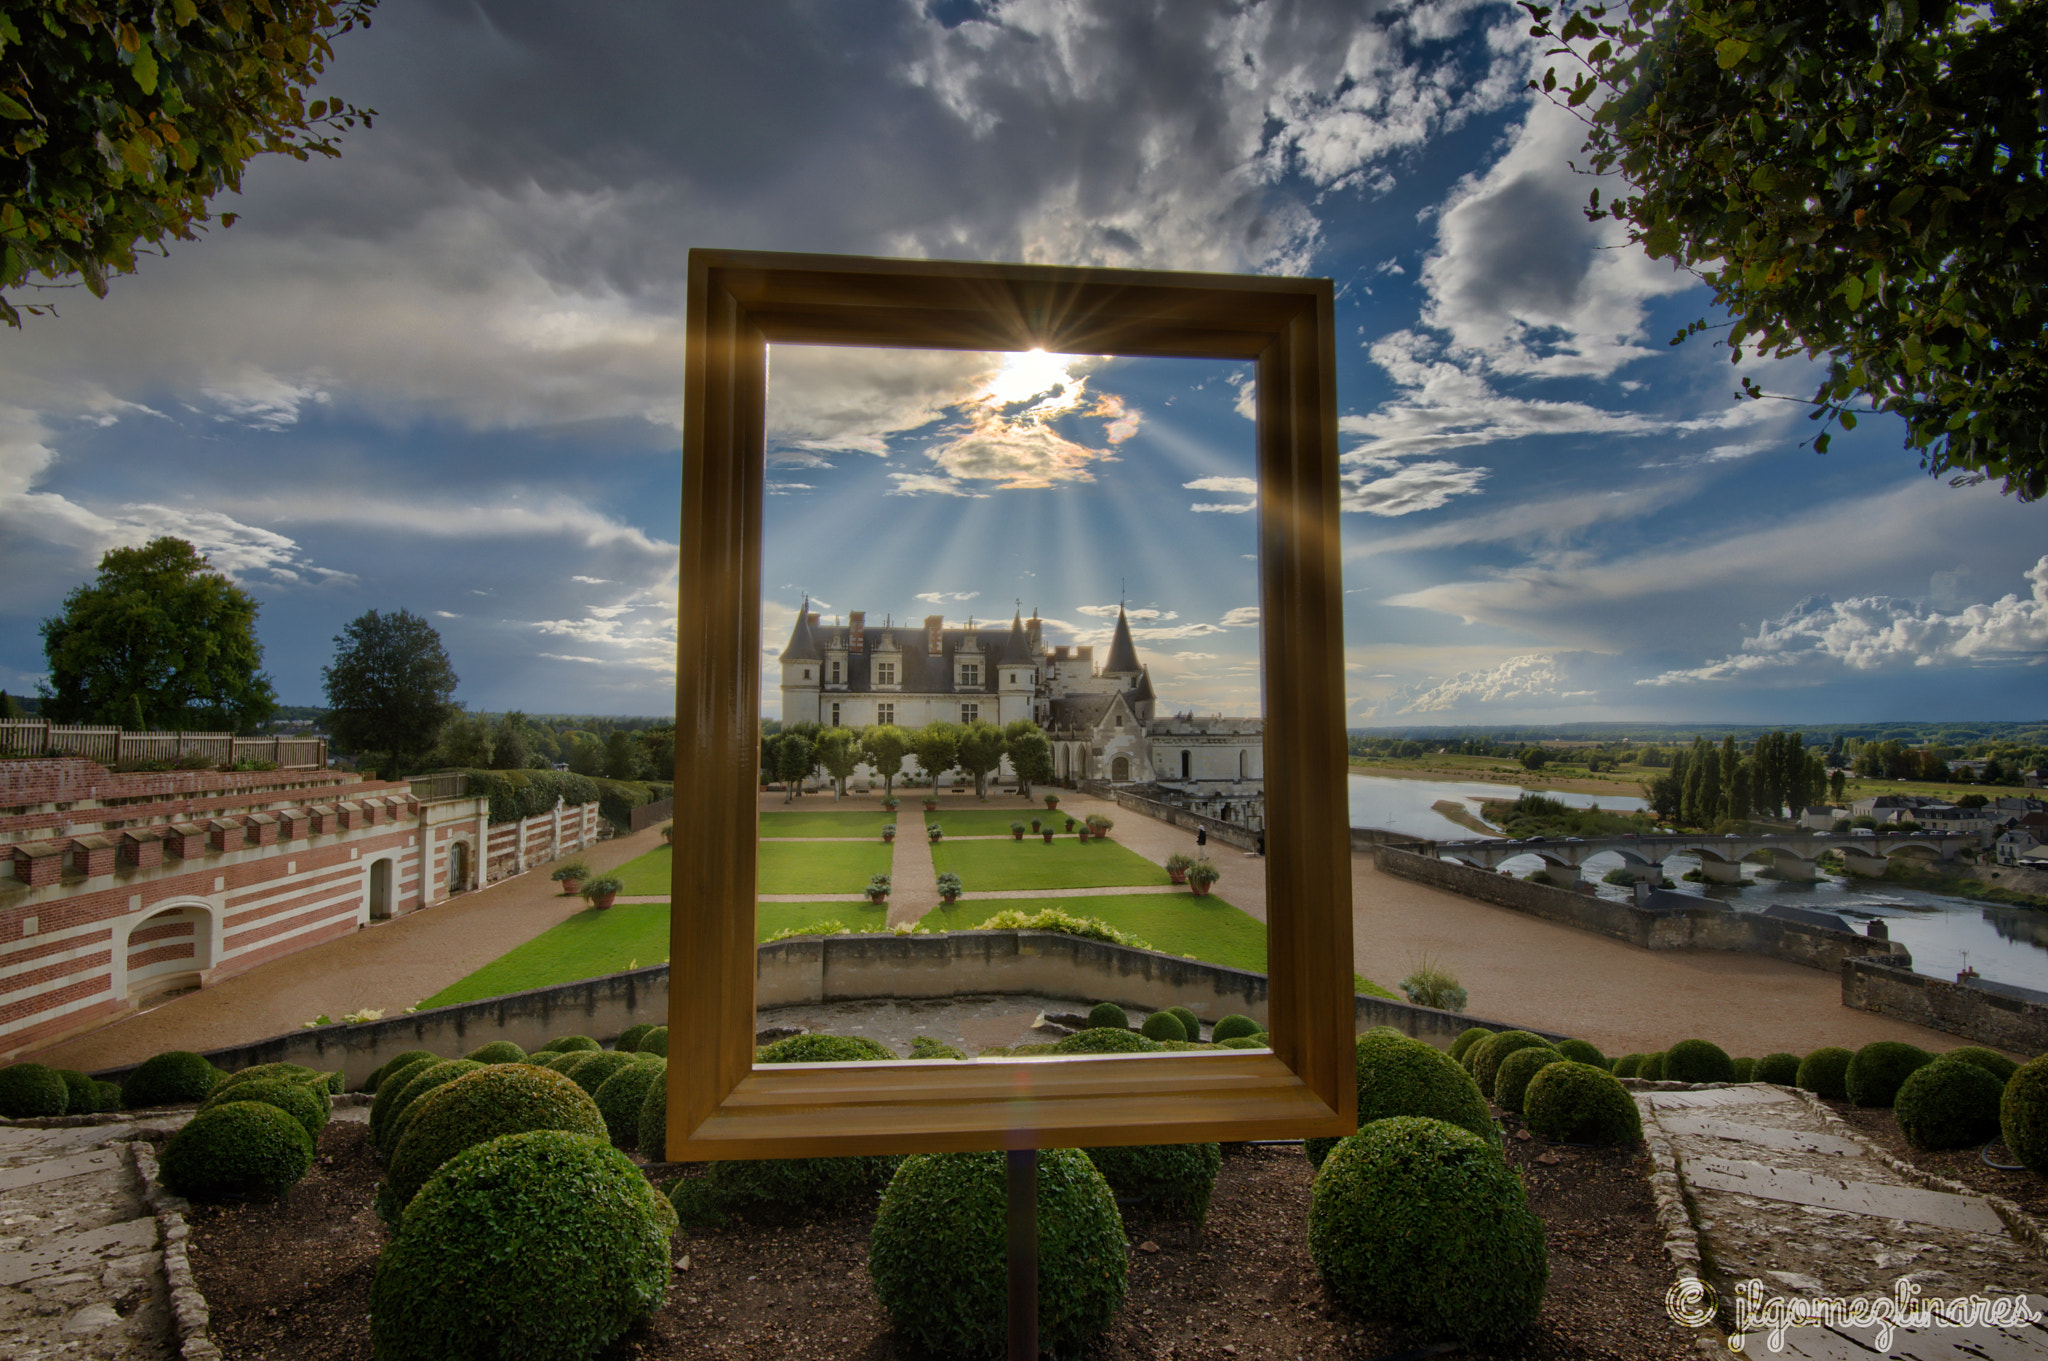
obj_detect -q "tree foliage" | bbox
[814,726,859,799]
[1526,0,2048,500]
[39,535,275,730]
[321,608,458,776]
[1004,718,1052,799]
[1,0,378,325]
[910,720,961,790]
[954,720,1006,797]
[859,723,911,797]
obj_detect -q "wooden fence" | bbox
[407,772,470,802]
[0,720,327,770]
[629,797,674,833]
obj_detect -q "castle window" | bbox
[877,703,894,725]
[830,703,841,726]
[961,704,978,724]
[877,662,896,685]
[803,669,811,680]
[1114,714,1122,727]
[830,661,841,684]
[961,664,980,686]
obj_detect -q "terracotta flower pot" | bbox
[1190,883,1212,898]
[1169,869,1187,885]
[559,879,583,896]
[1077,828,1091,841]
[591,892,617,909]
[1041,831,1055,844]
[1011,830,1024,840]
[882,833,895,843]
[941,892,958,904]
[868,892,889,904]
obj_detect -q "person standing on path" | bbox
[1196,826,1207,848]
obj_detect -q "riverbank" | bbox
[1884,857,2048,910]
[1428,798,1493,835]
[1347,757,1650,800]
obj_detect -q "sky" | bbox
[4,0,2044,728]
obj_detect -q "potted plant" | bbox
[935,871,962,904]
[1165,851,1195,885]
[1041,826,1056,844]
[1076,821,1092,841]
[1030,818,1041,833]
[1186,860,1221,898]
[1085,814,1113,840]
[866,873,891,903]
[1064,816,1076,833]
[1044,793,1060,810]
[881,823,897,843]
[923,791,941,812]
[581,875,625,909]
[882,795,900,813]
[551,861,593,896]
[1010,821,1026,841]
[928,823,944,842]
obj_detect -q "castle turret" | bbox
[998,609,1037,723]
[778,598,822,724]
[1102,604,1143,680]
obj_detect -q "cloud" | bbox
[1345,478,1699,560]
[1076,605,1178,621]
[1184,477,1258,495]
[571,575,612,585]
[433,610,462,618]
[915,590,982,604]
[1218,607,1260,627]
[1192,501,1257,514]
[1384,653,1569,712]
[888,471,986,498]
[1641,555,2048,686]
[1341,455,1487,515]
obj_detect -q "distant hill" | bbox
[1347,721,2048,747]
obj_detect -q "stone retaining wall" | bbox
[1842,957,2048,1052]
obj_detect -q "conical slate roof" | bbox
[778,599,820,662]
[1003,609,1030,663]
[1102,604,1142,675]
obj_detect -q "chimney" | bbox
[849,611,865,653]
[926,615,944,654]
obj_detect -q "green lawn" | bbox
[907,809,1070,836]
[914,894,1267,973]
[929,837,1169,891]
[612,842,893,897]
[758,810,892,838]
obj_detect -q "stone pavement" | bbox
[1638,1083,2048,1356]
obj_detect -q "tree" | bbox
[860,724,912,799]
[637,725,675,782]
[814,727,859,800]
[1004,719,1052,802]
[0,690,24,720]
[491,711,533,772]
[603,729,645,781]
[955,721,1007,798]
[910,720,962,792]
[434,711,494,769]
[772,732,815,803]
[40,536,276,731]
[1829,768,1847,803]
[1,0,379,326]
[1526,0,2048,500]
[321,608,458,779]
[1517,746,1550,771]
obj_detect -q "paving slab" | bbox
[0,1214,158,1286]
[1655,1113,1866,1159]
[1689,1157,2009,1235]
[0,1146,127,1193]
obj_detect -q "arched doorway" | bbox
[1112,756,1130,782]
[448,841,471,894]
[368,858,394,920]
[123,904,212,1003]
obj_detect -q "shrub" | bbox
[637,1027,671,1057]
[543,1051,595,1075]
[1492,1044,1564,1114]
[1449,1027,1491,1065]
[1086,1002,1130,1031]
[464,1041,527,1065]
[563,1051,639,1096]
[54,1068,94,1113]
[1663,1039,1736,1085]
[697,1034,899,1223]
[1844,1041,1933,1107]
[1306,1029,1496,1168]
[1637,1052,1666,1082]
[1399,961,1468,1012]
[1895,1059,2004,1151]
[908,1036,967,1061]
[0,1062,70,1118]
[616,1023,657,1053]
[369,1132,676,1361]
[592,1060,666,1150]
[542,1035,601,1053]
[1795,1047,1854,1099]
[1943,1047,2020,1085]
[1523,1062,1642,1146]
[377,1060,485,1156]
[1139,1011,1187,1042]
[1308,1117,1547,1345]
[122,1051,221,1108]
[1611,1053,1645,1078]
[637,1067,670,1161]
[1167,1007,1203,1042]
[756,1033,896,1063]
[1211,1014,1264,1044]
[970,907,1151,950]
[2001,1057,2048,1173]
[200,1077,328,1142]
[1469,1031,1553,1098]
[1731,1057,1756,1083]
[1216,1036,1269,1049]
[1053,1027,1163,1055]
[378,1066,608,1222]
[1555,1039,1606,1069]
[159,1101,315,1200]
[367,1051,436,1094]
[1752,1052,1802,1085]
[215,1061,325,1093]
[90,1080,125,1112]
[870,1149,1126,1359]
[1083,1141,1221,1223]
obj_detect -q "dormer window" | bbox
[830,661,841,684]
[877,662,896,685]
[961,664,980,687]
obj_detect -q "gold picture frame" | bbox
[670,249,1354,1158]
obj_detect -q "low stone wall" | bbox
[1842,958,2048,1052]
[1372,847,1904,973]
[1103,788,1260,852]
[87,931,1557,1084]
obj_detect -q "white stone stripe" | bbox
[218,906,361,962]
[0,973,119,1040]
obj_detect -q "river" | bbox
[1348,772,2048,994]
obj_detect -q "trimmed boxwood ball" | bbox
[1555,1039,1606,1069]
[1844,1041,1933,1107]
[160,1101,315,1200]
[1731,1057,1756,1083]
[1663,1039,1736,1085]
[1449,1027,1491,1065]
[464,1041,526,1065]
[378,1065,608,1222]
[543,1035,601,1053]
[1307,1030,1496,1169]
[200,1077,328,1142]
[0,1062,70,1118]
[1211,1014,1264,1043]
[593,1059,666,1150]
[55,1068,94,1112]
[1308,1117,1547,1345]
[1216,1036,1268,1050]
[367,1051,436,1094]
[1139,1011,1187,1042]
[1524,1061,1642,1146]
[1637,1052,1666,1082]
[215,1061,324,1094]
[698,1034,900,1223]
[1752,1052,1802,1085]
[122,1051,221,1108]
[637,1026,670,1057]
[1611,1053,1645,1078]
[615,1023,656,1053]
[1167,1006,1202,1042]
[1082,1142,1221,1223]
[1470,1030,1553,1099]
[908,1036,968,1060]
[370,1131,676,1361]
[1943,1047,2020,1085]
[757,1033,896,1063]
[1795,1047,1854,1099]
[367,1056,438,1141]
[1895,1059,2004,1151]
[91,1080,125,1112]
[377,1060,484,1156]
[1087,1001,1130,1030]
[637,1067,669,1161]
[2001,1057,2048,1173]
[541,1051,592,1075]
[564,1051,639,1096]
[1492,1044,1564,1114]
[1053,1027,1164,1055]
[870,1149,1127,1359]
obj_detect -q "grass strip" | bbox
[929,837,1169,891]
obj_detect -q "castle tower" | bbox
[777,598,823,725]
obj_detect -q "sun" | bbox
[977,348,1087,413]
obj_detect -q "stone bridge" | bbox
[1427,830,1975,888]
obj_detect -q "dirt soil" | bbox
[184,1110,1703,1361]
